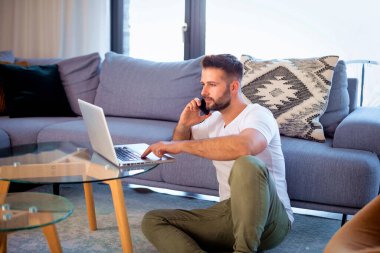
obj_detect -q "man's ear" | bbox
[231,80,240,92]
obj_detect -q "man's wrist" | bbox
[176,123,191,133]
[173,123,192,141]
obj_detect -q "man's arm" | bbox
[142,128,268,161]
[172,123,192,141]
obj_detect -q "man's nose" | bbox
[201,86,208,97]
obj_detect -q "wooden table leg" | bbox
[0,233,7,253]
[42,224,62,253]
[1,182,10,253]
[0,181,10,204]
[83,182,97,231]
[106,179,133,253]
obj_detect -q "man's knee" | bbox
[230,155,268,182]
[141,209,166,237]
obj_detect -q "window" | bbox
[125,0,185,61]
[205,0,380,106]
[206,0,380,59]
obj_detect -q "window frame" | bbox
[110,0,124,53]
[184,0,205,60]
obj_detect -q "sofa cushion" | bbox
[57,53,101,115]
[282,136,380,209]
[37,117,176,145]
[0,51,14,63]
[347,78,358,113]
[0,64,74,117]
[160,154,218,191]
[0,117,78,146]
[94,52,203,122]
[37,117,177,182]
[320,60,350,138]
[240,54,339,142]
[333,107,380,156]
[15,53,101,115]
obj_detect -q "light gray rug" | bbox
[6,183,340,253]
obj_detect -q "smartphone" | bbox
[199,99,210,115]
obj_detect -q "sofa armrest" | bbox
[333,107,380,156]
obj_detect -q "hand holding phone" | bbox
[199,99,210,115]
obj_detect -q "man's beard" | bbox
[206,89,231,112]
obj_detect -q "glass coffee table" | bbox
[0,142,158,253]
[0,192,73,253]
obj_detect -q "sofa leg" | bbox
[341,213,347,226]
[53,183,60,195]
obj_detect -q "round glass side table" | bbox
[0,192,74,253]
[0,141,158,253]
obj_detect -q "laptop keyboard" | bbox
[115,147,141,161]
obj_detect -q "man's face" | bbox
[200,67,231,112]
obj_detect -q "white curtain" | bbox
[0,0,110,58]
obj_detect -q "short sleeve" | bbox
[240,106,278,145]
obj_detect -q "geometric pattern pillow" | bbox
[240,54,339,142]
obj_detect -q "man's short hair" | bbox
[201,54,243,82]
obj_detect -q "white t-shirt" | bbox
[191,104,294,223]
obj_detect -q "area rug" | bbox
[6,183,340,253]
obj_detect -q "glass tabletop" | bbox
[0,192,73,232]
[0,142,158,184]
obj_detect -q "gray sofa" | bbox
[0,51,379,220]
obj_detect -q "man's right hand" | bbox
[178,98,211,128]
[172,98,212,141]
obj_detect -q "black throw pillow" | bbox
[0,63,74,117]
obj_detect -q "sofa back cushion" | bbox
[15,53,101,115]
[320,60,350,138]
[347,78,358,113]
[0,51,14,63]
[94,52,203,122]
[57,53,101,115]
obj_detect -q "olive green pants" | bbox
[142,156,291,253]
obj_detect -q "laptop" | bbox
[78,99,175,167]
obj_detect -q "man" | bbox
[141,54,293,253]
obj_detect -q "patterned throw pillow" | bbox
[0,61,29,115]
[240,55,339,142]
